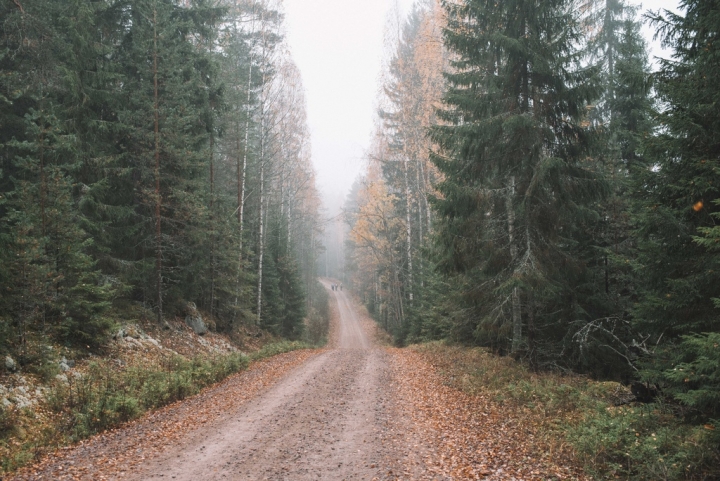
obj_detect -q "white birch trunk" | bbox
[416,147,432,232]
[403,154,413,302]
[256,133,265,323]
[256,21,267,324]
[234,1,254,318]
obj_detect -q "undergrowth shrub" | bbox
[46,352,251,440]
[304,307,330,346]
[644,332,720,418]
[412,341,720,481]
[45,341,310,441]
[303,281,330,346]
[0,404,17,437]
[570,405,719,480]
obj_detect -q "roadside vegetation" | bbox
[0,331,317,475]
[411,342,720,481]
[0,281,329,476]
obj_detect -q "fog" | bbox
[283,0,415,214]
[283,0,679,216]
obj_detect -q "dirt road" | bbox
[10,281,589,481]
[12,281,428,481]
[127,280,401,480]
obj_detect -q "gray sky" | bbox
[282,0,680,212]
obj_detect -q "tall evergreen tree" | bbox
[568,0,656,378]
[105,0,222,320]
[431,0,603,361]
[634,0,720,417]
[0,0,116,349]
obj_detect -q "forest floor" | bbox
[7,283,588,481]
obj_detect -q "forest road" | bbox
[126,279,401,481]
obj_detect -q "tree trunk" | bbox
[527,288,536,369]
[153,7,163,325]
[256,67,266,324]
[416,140,432,233]
[256,155,265,323]
[403,154,413,302]
[209,130,216,316]
[234,1,254,320]
[415,157,424,288]
[507,176,521,353]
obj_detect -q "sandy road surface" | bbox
[126,281,396,480]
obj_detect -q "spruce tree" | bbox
[105,0,223,320]
[634,0,720,416]
[569,0,656,377]
[0,0,117,350]
[634,0,720,336]
[431,0,603,360]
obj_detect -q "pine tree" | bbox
[634,0,720,416]
[568,0,656,378]
[0,0,117,350]
[431,0,603,360]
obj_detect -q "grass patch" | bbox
[0,340,312,475]
[410,341,720,481]
[249,340,315,360]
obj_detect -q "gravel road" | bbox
[126,280,413,481]
[10,280,425,481]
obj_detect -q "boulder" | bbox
[59,357,75,372]
[4,356,17,372]
[184,302,208,335]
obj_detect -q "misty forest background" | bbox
[1,0,327,351]
[1,0,720,477]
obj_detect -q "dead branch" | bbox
[11,0,25,14]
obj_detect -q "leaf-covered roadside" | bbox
[389,344,587,480]
[1,339,315,477]
[401,342,720,481]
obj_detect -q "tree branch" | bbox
[11,0,24,14]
